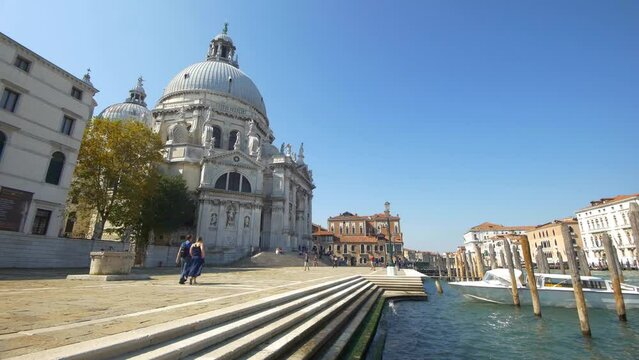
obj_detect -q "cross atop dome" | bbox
[206,23,239,68]
[125,76,147,107]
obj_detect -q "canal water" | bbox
[378,271,639,360]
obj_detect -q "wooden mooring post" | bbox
[557,251,566,274]
[602,232,627,321]
[512,244,522,271]
[577,247,591,276]
[473,243,485,279]
[436,256,443,279]
[445,255,452,281]
[562,227,591,336]
[503,239,520,306]
[465,252,475,280]
[499,250,506,269]
[610,244,624,283]
[519,235,541,317]
[489,243,497,270]
[435,279,443,294]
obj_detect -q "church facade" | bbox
[99,26,315,263]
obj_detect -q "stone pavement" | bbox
[0,263,390,358]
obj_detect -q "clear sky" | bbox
[2,0,638,252]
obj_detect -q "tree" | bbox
[70,118,163,240]
[133,173,196,250]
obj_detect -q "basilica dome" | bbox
[98,77,152,125]
[160,61,266,116]
[159,25,267,117]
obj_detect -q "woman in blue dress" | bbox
[188,237,205,284]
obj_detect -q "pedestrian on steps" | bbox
[188,237,206,285]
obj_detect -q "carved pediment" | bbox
[203,150,264,170]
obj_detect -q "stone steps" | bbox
[8,274,426,360]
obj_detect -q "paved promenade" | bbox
[0,262,392,358]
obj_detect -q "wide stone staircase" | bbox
[11,274,425,360]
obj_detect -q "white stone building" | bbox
[575,194,639,268]
[141,26,313,262]
[0,32,98,237]
[463,222,533,265]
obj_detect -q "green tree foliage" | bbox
[134,174,196,249]
[70,118,163,240]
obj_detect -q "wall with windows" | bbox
[576,196,639,267]
[0,33,97,238]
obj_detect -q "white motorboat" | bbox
[449,268,639,309]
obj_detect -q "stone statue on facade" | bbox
[244,216,250,228]
[255,146,262,161]
[201,107,214,146]
[205,136,216,157]
[285,143,292,157]
[298,143,305,163]
[226,204,236,227]
[280,143,285,154]
[246,120,260,156]
[233,134,241,151]
[210,212,218,227]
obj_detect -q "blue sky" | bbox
[2,0,638,252]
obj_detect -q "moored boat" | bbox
[449,268,639,309]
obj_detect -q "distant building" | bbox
[311,223,334,253]
[326,203,404,266]
[463,222,534,261]
[0,32,97,237]
[527,218,583,265]
[575,194,639,267]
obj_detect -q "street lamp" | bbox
[385,201,396,276]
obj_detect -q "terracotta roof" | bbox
[328,212,400,221]
[579,193,639,211]
[312,230,334,236]
[334,235,379,244]
[468,222,534,232]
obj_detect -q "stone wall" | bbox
[0,232,181,269]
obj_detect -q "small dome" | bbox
[99,102,153,125]
[214,33,233,43]
[161,61,266,116]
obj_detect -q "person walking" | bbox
[332,256,337,268]
[313,255,318,267]
[370,254,375,271]
[188,237,206,285]
[303,252,310,271]
[176,235,193,284]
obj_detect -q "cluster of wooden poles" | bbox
[430,225,632,337]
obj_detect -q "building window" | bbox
[360,225,363,234]
[31,209,52,235]
[213,171,251,193]
[64,212,76,235]
[228,130,239,150]
[45,151,65,185]
[351,245,355,251]
[0,131,6,159]
[360,244,364,252]
[61,116,75,135]
[1,89,20,112]
[14,56,31,72]
[345,226,349,235]
[212,126,221,148]
[622,213,628,225]
[71,87,83,101]
[613,215,618,226]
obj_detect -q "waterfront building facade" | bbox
[575,194,639,268]
[527,218,583,265]
[326,206,404,266]
[0,32,97,238]
[311,223,334,253]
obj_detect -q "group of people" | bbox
[176,235,206,285]
[302,251,319,271]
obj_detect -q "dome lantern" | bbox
[125,76,147,107]
[206,22,239,68]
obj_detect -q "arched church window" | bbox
[212,126,221,148]
[213,172,252,193]
[45,151,65,185]
[228,130,239,150]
